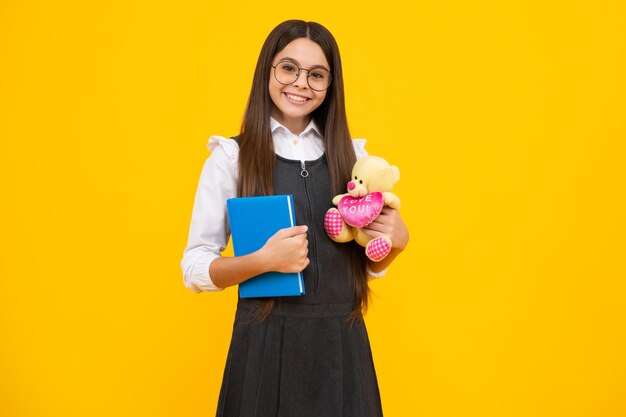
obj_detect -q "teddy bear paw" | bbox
[366,236,392,262]
[324,208,345,239]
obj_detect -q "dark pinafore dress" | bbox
[216,152,383,417]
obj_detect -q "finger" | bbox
[381,207,398,215]
[280,225,308,238]
[367,219,395,234]
[376,207,395,217]
[364,221,388,232]
[361,228,385,238]
[293,234,308,244]
[294,257,310,273]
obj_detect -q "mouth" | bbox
[284,92,311,105]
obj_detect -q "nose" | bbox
[347,181,356,191]
[293,69,309,89]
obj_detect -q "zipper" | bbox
[300,160,319,296]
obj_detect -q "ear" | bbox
[390,165,400,183]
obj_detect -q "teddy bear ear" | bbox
[390,165,400,183]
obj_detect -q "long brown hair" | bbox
[237,20,369,321]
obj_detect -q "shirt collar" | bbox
[270,116,322,138]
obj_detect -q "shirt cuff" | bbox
[185,255,224,293]
[366,265,387,280]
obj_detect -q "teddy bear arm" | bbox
[354,228,374,247]
[332,193,348,206]
[383,192,401,209]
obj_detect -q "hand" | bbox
[362,207,409,251]
[260,225,310,273]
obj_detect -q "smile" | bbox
[284,93,311,104]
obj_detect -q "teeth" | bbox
[286,93,308,102]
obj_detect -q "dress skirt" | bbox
[216,298,383,417]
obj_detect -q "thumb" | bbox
[279,225,308,238]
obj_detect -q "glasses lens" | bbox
[275,62,299,85]
[307,68,330,91]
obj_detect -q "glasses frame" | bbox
[271,60,332,92]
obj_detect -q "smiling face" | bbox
[269,37,330,135]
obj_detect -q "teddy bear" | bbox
[323,155,400,262]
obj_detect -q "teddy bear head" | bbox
[347,156,400,198]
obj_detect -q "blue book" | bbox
[226,195,305,298]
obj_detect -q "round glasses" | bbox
[271,60,332,91]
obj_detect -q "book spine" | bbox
[287,195,295,227]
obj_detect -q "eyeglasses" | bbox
[271,60,332,91]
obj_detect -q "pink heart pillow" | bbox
[337,192,384,228]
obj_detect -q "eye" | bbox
[280,63,297,72]
[354,176,358,180]
[309,70,326,79]
[359,180,363,184]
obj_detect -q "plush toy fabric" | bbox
[324,156,400,262]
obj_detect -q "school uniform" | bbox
[181,117,385,417]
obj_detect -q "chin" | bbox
[284,109,311,118]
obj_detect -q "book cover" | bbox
[226,195,305,298]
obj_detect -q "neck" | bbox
[271,111,310,135]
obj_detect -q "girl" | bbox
[181,20,409,417]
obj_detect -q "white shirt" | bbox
[180,117,385,293]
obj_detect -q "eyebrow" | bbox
[277,56,330,71]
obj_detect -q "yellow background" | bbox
[1,1,625,416]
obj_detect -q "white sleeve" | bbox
[352,139,368,159]
[353,138,388,279]
[180,136,239,293]
[367,265,387,280]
